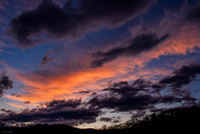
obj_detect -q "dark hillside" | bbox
[1,106,200,134]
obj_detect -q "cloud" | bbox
[8,103,29,109]
[99,117,112,122]
[0,73,13,97]
[77,90,91,94]
[1,64,199,125]
[5,65,118,102]
[159,64,200,89]
[6,3,200,107]
[0,98,100,125]
[88,78,196,112]
[8,0,155,47]
[45,99,81,109]
[10,92,21,97]
[99,116,121,123]
[0,108,11,113]
[0,41,12,54]
[90,33,169,68]
[23,101,31,104]
[40,53,53,66]
[185,5,200,24]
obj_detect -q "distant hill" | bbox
[1,106,200,134]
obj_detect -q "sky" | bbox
[0,0,200,128]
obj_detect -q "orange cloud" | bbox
[5,66,118,103]
[8,103,29,108]
[127,24,200,68]
[5,22,200,106]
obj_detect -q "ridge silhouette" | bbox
[1,106,199,134]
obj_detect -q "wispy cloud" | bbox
[8,103,29,108]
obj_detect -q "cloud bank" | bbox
[0,99,100,125]
[1,64,199,125]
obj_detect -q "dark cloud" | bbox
[8,0,155,47]
[0,108,11,113]
[23,101,31,105]
[99,117,112,122]
[185,5,200,24]
[100,116,121,123]
[77,90,91,94]
[0,99,100,125]
[0,73,13,97]
[88,78,196,112]
[10,93,21,97]
[112,119,121,123]
[40,53,53,66]
[88,64,200,112]
[90,33,169,68]
[159,64,200,89]
[1,64,199,125]
[1,65,199,125]
[45,99,82,109]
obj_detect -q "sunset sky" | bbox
[0,0,200,128]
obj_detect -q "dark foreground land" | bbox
[1,106,200,134]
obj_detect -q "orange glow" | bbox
[7,66,118,103]
[5,24,200,106]
[8,103,29,108]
